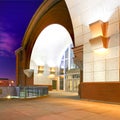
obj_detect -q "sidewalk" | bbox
[49,90,78,96]
[0,91,120,120]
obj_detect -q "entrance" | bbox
[52,80,57,90]
[60,79,64,90]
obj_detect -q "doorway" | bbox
[52,80,57,90]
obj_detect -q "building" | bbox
[15,0,120,103]
[0,78,15,87]
[65,68,80,92]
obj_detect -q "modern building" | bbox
[59,44,80,92]
[15,0,120,103]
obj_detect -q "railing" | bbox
[0,86,48,99]
[19,86,48,98]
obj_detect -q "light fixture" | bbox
[89,20,110,51]
[24,69,34,78]
[48,67,56,79]
[89,36,109,50]
[60,69,64,75]
[50,67,55,74]
[6,95,11,99]
[38,66,44,74]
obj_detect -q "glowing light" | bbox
[7,95,11,99]
[94,48,108,54]
[48,74,55,79]
[11,81,14,83]
[50,67,56,74]
[37,73,43,76]
[60,75,64,78]
[38,66,44,74]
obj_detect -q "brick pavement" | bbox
[0,91,120,120]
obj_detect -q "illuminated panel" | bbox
[38,66,44,74]
[89,20,108,38]
[89,20,110,51]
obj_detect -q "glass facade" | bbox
[59,44,80,92]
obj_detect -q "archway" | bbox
[30,24,73,90]
[15,0,75,86]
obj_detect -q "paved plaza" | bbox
[0,91,120,120]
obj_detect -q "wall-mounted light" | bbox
[60,69,64,75]
[50,67,56,74]
[24,69,34,78]
[89,36,110,50]
[89,20,110,52]
[38,66,44,74]
[48,67,56,79]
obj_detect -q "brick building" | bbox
[0,78,16,87]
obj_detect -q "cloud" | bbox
[0,32,17,57]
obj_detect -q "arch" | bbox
[30,23,73,86]
[16,0,74,86]
[30,24,73,68]
[22,0,74,69]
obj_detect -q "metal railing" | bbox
[0,86,48,99]
[19,86,48,98]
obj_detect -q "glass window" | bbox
[65,48,68,58]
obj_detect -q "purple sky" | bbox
[0,0,43,80]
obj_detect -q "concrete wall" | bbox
[30,61,52,85]
[83,7,120,82]
[65,1,120,102]
[65,0,120,82]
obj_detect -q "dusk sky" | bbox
[0,0,43,80]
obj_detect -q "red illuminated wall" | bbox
[0,78,16,87]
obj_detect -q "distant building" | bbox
[0,78,16,87]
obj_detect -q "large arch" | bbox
[30,24,73,89]
[22,0,74,68]
[16,0,74,86]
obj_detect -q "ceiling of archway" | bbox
[65,0,120,25]
[30,24,72,67]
